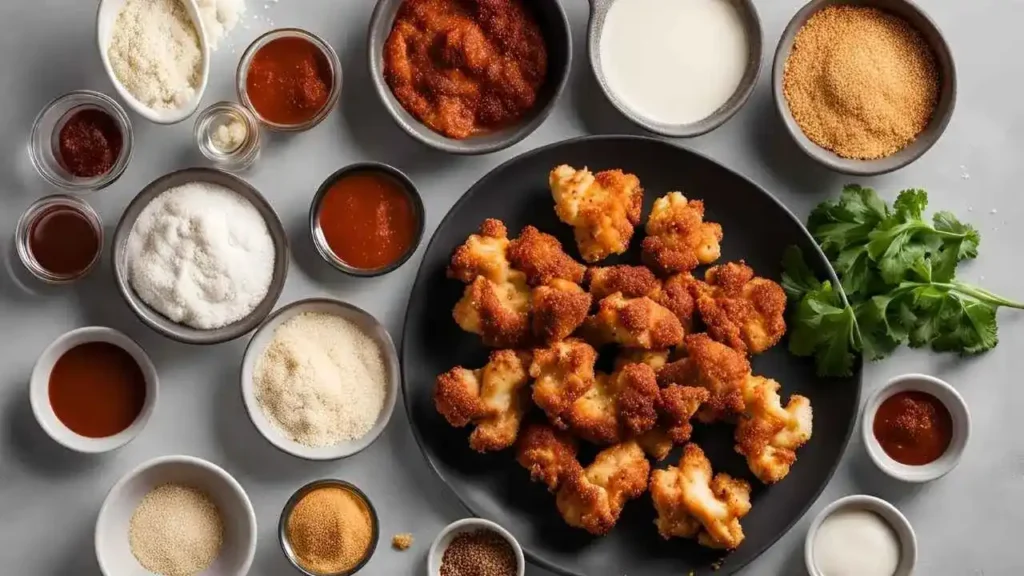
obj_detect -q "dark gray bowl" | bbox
[367,0,571,155]
[773,0,956,175]
[112,168,289,345]
[587,0,763,138]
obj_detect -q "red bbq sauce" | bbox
[873,390,953,465]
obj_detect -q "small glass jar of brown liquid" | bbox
[16,194,103,284]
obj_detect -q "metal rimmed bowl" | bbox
[310,162,425,277]
[278,479,380,576]
[236,28,343,132]
[587,0,763,137]
[111,168,289,345]
[773,0,957,175]
[239,298,399,460]
[367,0,571,155]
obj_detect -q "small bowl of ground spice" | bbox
[279,479,380,575]
[28,90,133,191]
[428,518,524,576]
[773,0,956,175]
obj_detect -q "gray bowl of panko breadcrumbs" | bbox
[773,0,956,175]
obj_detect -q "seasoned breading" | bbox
[614,349,670,373]
[453,273,532,348]
[448,218,513,284]
[530,338,598,428]
[583,293,684,350]
[642,192,723,275]
[735,376,812,484]
[531,279,591,345]
[693,261,787,355]
[555,440,650,535]
[434,350,533,452]
[659,385,711,444]
[566,363,660,444]
[650,443,752,549]
[516,422,580,491]
[549,165,643,263]
[659,334,751,423]
[509,225,586,286]
[586,265,660,300]
[653,272,698,331]
[636,427,675,461]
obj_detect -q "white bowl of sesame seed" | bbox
[428,518,524,576]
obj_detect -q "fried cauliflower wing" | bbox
[448,218,513,284]
[693,261,787,355]
[650,443,752,549]
[566,363,660,445]
[555,440,651,535]
[635,384,709,461]
[583,293,685,350]
[614,349,670,373]
[516,422,580,491]
[735,376,813,484]
[434,350,533,452]
[642,192,723,275]
[509,225,586,286]
[659,334,751,423]
[530,338,597,428]
[652,272,698,331]
[531,279,592,345]
[586,265,661,300]
[453,273,532,348]
[550,165,643,263]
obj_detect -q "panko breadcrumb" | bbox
[391,533,414,550]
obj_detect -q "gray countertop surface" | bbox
[1,0,1021,575]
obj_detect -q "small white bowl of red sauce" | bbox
[30,326,158,454]
[862,373,970,483]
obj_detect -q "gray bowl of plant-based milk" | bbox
[587,0,762,137]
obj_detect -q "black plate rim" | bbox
[399,134,862,575]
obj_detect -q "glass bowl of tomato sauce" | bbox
[309,162,425,277]
[237,28,342,132]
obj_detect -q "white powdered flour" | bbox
[196,0,247,50]
[127,182,275,330]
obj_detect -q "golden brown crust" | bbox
[653,272,698,331]
[583,293,685,350]
[613,349,670,373]
[565,363,660,444]
[530,338,598,428]
[585,265,660,300]
[555,440,650,535]
[453,274,532,348]
[435,367,486,427]
[531,279,592,345]
[448,218,512,284]
[549,165,643,263]
[509,225,586,286]
[660,334,751,423]
[734,376,812,484]
[642,192,723,275]
[516,422,581,491]
[659,385,710,444]
[694,261,787,355]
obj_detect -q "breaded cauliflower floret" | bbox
[453,273,532,348]
[642,192,723,275]
[583,293,684,350]
[693,261,787,355]
[565,363,660,445]
[531,279,591,345]
[555,440,650,535]
[529,338,597,428]
[516,422,580,491]
[448,218,512,284]
[508,225,586,286]
[659,334,751,423]
[549,165,643,263]
[652,272,698,331]
[585,265,660,300]
[735,376,812,484]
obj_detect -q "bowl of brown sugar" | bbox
[773,0,956,175]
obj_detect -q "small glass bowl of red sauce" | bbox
[16,194,103,285]
[862,373,971,483]
[29,90,133,192]
[237,28,342,132]
[310,163,425,277]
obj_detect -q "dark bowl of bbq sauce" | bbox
[16,194,103,285]
[309,162,425,278]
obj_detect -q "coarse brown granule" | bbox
[286,486,373,574]
[440,529,517,576]
[392,532,414,550]
[782,6,939,160]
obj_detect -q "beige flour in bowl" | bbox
[254,312,387,447]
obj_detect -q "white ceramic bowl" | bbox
[96,0,210,124]
[30,326,158,454]
[805,495,917,576]
[862,373,970,483]
[95,455,257,576]
[427,518,525,576]
[240,298,399,460]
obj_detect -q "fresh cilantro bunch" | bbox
[783,185,1024,377]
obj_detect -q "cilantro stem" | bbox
[899,282,1024,309]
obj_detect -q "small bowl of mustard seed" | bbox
[427,518,524,576]
[773,0,956,175]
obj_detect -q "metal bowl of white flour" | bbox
[112,167,289,345]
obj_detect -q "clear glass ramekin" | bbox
[16,194,104,284]
[194,101,262,171]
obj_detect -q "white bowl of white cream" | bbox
[805,495,917,576]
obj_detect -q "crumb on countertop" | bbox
[392,533,414,550]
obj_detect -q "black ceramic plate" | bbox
[401,135,861,576]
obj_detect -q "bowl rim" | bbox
[277,478,381,576]
[308,162,426,277]
[29,326,159,454]
[366,0,572,155]
[426,518,526,576]
[238,297,400,461]
[803,494,917,576]
[111,167,290,345]
[95,0,211,125]
[235,27,343,132]
[771,0,958,175]
[861,372,971,483]
[586,0,764,138]
[94,454,258,576]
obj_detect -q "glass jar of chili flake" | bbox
[29,90,133,192]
